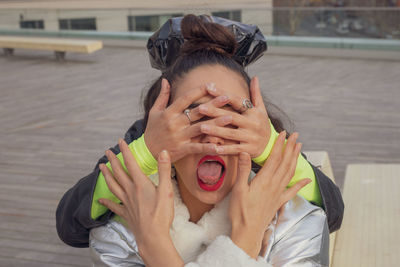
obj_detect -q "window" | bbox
[128,14,183,32]
[20,20,44,29]
[59,18,97,30]
[212,10,241,22]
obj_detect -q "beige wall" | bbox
[0,5,273,34]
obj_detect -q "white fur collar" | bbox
[168,179,232,263]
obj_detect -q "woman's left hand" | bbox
[99,139,183,266]
[198,76,271,158]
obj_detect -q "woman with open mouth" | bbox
[57,14,343,266]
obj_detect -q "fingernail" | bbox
[201,124,210,133]
[222,115,232,124]
[216,146,224,153]
[159,150,169,161]
[199,104,208,112]
[118,138,123,145]
[297,143,303,151]
[293,132,299,139]
[98,199,104,205]
[219,95,229,102]
[206,82,216,92]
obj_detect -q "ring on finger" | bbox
[184,109,192,123]
[239,99,254,113]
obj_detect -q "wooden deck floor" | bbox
[0,47,399,265]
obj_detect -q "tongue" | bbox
[197,162,222,185]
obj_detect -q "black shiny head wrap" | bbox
[147,15,267,73]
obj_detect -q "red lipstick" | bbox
[197,155,226,191]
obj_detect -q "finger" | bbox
[152,78,171,111]
[257,131,286,176]
[236,152,252,188]
[250,76,267,113]
[167,84,207,114]
[98,198,126,218]
[183,115,233,139]
[271,133,299,183]
[186,95,231,123]
[206,83,249,112]
[100,163,127,204]
[181,142,217,155]
[281,142,302,187]
[198,105,251,128]
[157,150,172,193]
[200,124,249,142]
[118,139,153,188]
[281,178,312,204]
[214,144,245,155]
[106,149,133,192]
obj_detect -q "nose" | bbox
[200,134,225,146]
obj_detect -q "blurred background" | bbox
[0,0,399,266]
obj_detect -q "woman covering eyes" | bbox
[56,14,344,266]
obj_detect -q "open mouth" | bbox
[197,155,226,191]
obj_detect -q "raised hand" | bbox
[198,76,271,158]
[229,132,311,259]
[144,78,234,162]
[99,139,174,247]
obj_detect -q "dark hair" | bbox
[142,14,292,137]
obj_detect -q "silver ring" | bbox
[239,99,254,113]
[184,109,192,122]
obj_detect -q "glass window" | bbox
[59,18,97,30]
[128,13,184,32]
[20,20,44,29]
[212,10,241,22]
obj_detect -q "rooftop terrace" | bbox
[0,46,399,265]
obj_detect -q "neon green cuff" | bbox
[251,122,322,207]
[91,134,158,220]
[252,120,279,166]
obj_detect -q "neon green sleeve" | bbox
[252,121,322,206]
[91,134,158,219]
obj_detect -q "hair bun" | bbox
[180,14,237,57]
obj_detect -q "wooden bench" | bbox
[0,36,103,60]
[330,164,400,267]
[304,151,337,265]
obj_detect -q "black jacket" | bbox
[56,119,344,248]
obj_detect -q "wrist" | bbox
[252,120,279,166]
[129,134,158,175]
[231,228,263,259]
[138,235,184,267]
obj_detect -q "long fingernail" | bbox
[279,130,286,139]
[201,124,210,133]
[221,115,232,124]
[206,82,216,92]
[219,95,229,102]
[159,150,169,162]
[199,104,208,112]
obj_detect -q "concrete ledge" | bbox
[1,29,399,60]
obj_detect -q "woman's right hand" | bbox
[144,78,232,162]
[229,131,311,259]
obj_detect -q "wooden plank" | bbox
[303,151,336,265]
[332,164,400,267]
[0,47,399,265]
[0,36,103,53]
